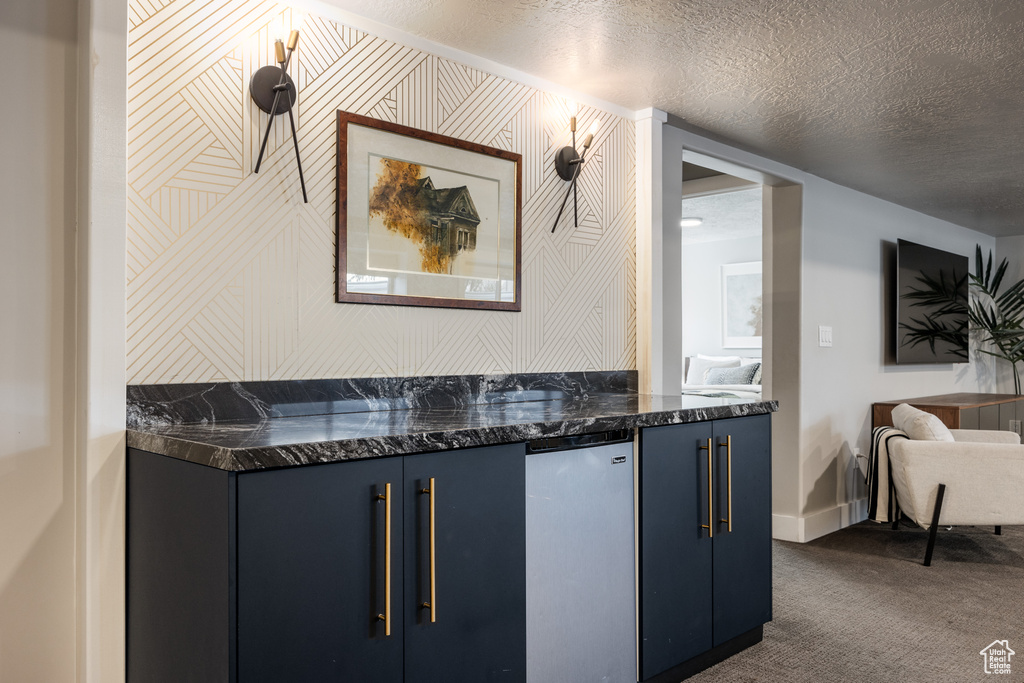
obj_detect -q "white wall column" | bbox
[636,107,680,395]
[77,0,127,679]
[660,125,684,396]
[763,184,804,539]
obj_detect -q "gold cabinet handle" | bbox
[419,477,436,623]
[718,436,733,533]
[699,438,713,538]
[375,482,392,636]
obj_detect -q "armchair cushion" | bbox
[888,439,1024,528]
[949,429,1022,444]
[891,403,954,442]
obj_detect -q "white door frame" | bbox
[636,112,804,540]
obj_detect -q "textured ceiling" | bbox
[328,0,1024,236]
[682,186,763,245]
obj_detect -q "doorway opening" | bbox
[669,146,803,541]
[680,161,764,400]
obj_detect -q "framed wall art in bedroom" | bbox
[722,261,762,348]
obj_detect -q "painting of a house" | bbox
[417,177,481,269]
[368,158,484,275]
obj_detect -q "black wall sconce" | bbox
[551,116,595,233]
[250,27,308,202]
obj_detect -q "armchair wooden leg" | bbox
[995,526,1002,535]
[892,515,900,531]
[923,483,946,567]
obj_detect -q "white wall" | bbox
[0,2,78,679]
[996,236,1024,283]
[799,177,996,539]
[681,235,762,360]
[666,120,999,542]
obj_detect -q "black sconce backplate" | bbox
[554,146,581,181]
[249,65,296,115]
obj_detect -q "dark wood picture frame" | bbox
[336,110,522,311]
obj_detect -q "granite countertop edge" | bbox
[127,398,779,472]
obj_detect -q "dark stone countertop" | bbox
[127,392,778,472]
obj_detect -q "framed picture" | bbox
[336,110,522,311]
[722,261,762,348]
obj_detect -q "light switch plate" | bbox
[818,325,833,347]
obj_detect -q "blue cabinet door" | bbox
[639,421,715,680]
[404,443,527,683]
[237,457,405,683]
[712,414,773,645]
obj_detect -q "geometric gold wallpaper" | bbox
[127,0,636,384]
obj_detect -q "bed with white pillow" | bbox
[682,354,762,399]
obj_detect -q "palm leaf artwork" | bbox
[898,267,969,360]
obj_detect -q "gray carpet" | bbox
[687,521,1024,682]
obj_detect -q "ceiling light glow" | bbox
[680,217,703,227]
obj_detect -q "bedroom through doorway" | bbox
[680,161,764,401]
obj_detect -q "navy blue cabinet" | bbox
[129,413,771,683]
[237,457,405,682]
[128,443,526,683]
[638,414,772,681]
[239,444,526,683]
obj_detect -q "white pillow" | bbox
[686,356,741,385]
[891,403,954,442]
[697,353,742,363]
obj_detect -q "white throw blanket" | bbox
[868,426,909,523]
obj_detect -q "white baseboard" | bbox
[771,513,801,542]
[772,499,868,543]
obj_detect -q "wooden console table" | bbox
[872,393,1024,431]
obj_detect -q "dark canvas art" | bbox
[896,239,969,364]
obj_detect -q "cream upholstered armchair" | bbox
[886,403,1024,565]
